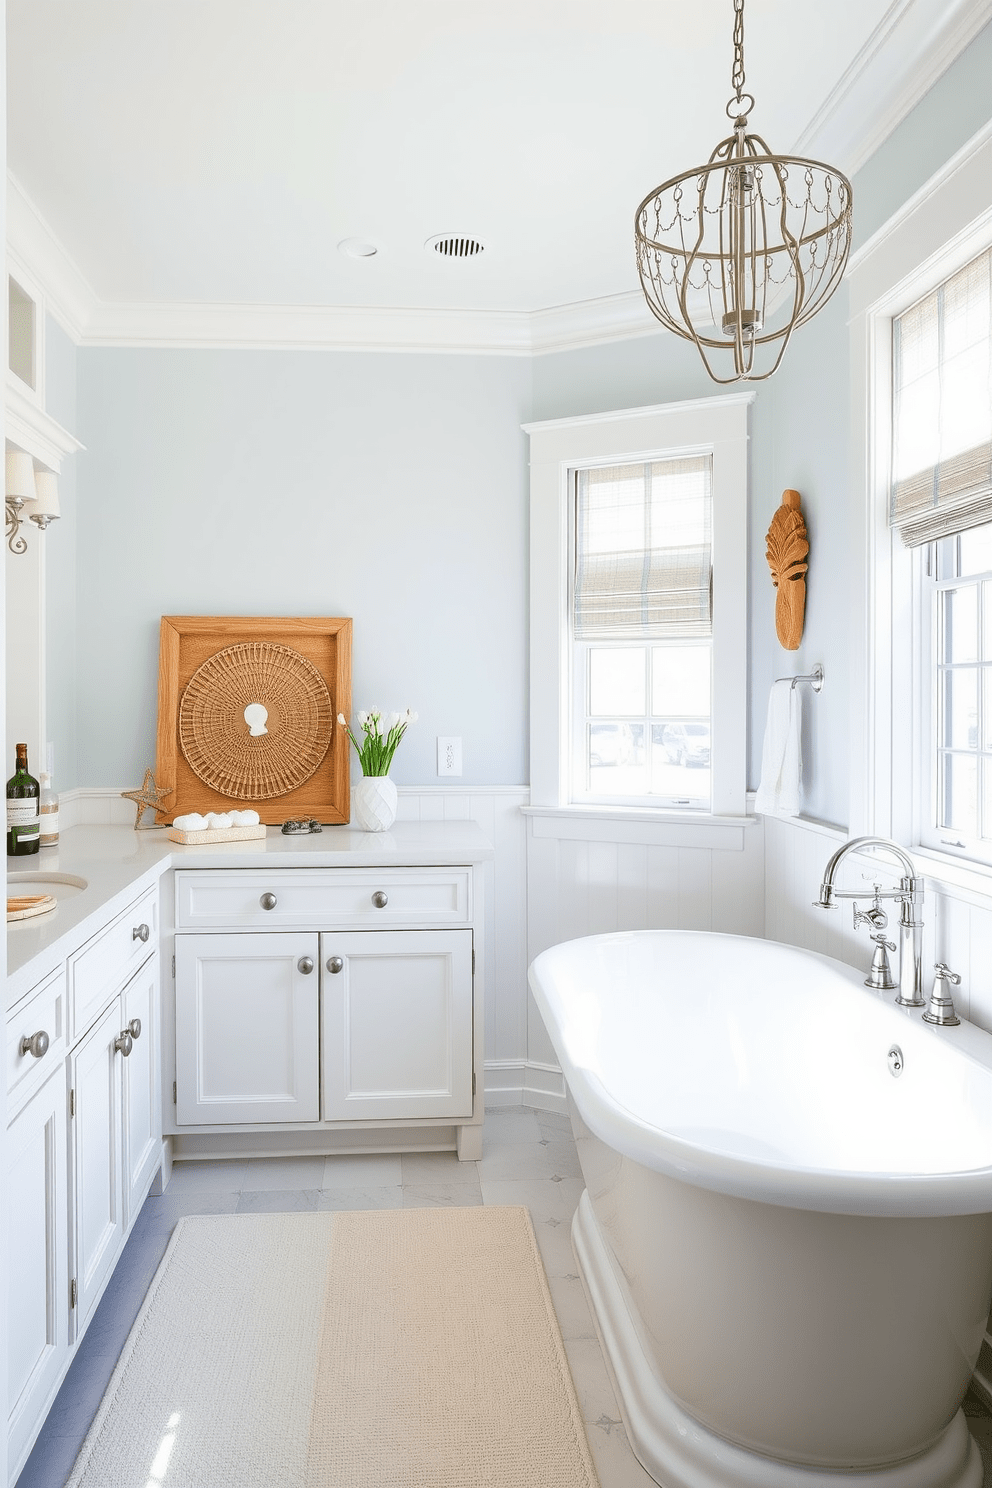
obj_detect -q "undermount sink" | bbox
[8,871,88,898]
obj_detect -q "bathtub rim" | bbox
[529,928,992,1218]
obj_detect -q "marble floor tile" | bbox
[236,1188,320,1213]
[481,1105,543,1144]
[133,1189,241,1230]
[164,1158,248,1194]
[402,1181,484,1209]
[243,1155,328,1190]
[315,1185,404,1211]
[321,1152,403,1188]
[400,1150,481,1185]
[478,1134,581,1181]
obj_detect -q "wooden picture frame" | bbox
[155,616,352,825]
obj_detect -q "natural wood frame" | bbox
[155,616,352,825]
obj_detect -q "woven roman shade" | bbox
[573,456,712,638]
[891,247,992,547]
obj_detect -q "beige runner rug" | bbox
[66,1206,599,1488]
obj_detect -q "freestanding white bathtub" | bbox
[528,930,992,1488]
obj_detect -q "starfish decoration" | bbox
[121,770,173,829]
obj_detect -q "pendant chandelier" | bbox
[634,0,853,383]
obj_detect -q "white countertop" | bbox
[6,820,494,1004]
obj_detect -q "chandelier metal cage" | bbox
[634,0,853,383]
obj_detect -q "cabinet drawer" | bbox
[175,868,471,929]
[68,887,158,1041]
[5,967,67,1120]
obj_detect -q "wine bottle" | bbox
[7,742,40,856]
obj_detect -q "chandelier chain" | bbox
[731,0,745,103]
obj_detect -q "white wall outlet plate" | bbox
[437,736,462,776]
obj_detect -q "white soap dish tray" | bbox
[166,824,267,846]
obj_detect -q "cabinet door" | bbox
[6,1066,69,1480]
[175,933,320,1125]
[321,929,473,1120]
[122,955,160,1225]
[69,1000,125,1340]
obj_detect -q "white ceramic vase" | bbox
[353,774,397,832]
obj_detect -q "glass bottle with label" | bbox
[39,770,59,847]
[7,742,40,855]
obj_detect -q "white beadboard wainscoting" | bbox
[523,807,766,1078]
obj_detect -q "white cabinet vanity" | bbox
[168,855,485,1161]
[3,820,491,1485]
[5,880,160,1481]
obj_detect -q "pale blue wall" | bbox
[74,349,532,788]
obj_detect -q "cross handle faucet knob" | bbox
[934,962,961,986]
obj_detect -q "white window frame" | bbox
[525,395,752,820]
[850,118,992,883]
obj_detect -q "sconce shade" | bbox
[5,447,36,507]
[27,469,60,526]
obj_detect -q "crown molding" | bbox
[6,172,97,344]
[5,380,84,471]
[6,0,991,358]
[794,0,992,178]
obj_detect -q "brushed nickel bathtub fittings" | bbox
[814,837,925,1008]
[887,1044,904,1077]
[923,963,961,1027]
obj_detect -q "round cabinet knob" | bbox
[19,1030,50,1060]
[132,923,150,942]
[297,956,314,975]
[260,892,278,911]
[326,956,344,974]
[371,891,388,909]
[114,1031,133,1057]
[128,1018,142,1040]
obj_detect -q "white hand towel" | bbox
[754,679,803,816]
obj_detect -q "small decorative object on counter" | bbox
[39,770,59,847]
[339,708,417,833]
[281,818,323,834]
[121,769,174,829]
[7,742,40,856]
[765,489,809,651]
[167,808,266,845]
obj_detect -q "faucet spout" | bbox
[813,836,925,1008]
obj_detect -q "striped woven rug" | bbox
[67,1206,599,1487]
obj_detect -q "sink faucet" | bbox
[814,836,925,1007]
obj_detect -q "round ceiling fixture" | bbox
[425,233,485,259]
[338,238,379,259]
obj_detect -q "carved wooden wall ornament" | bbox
[765,488,809,651]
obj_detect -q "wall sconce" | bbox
[5,447,59,555]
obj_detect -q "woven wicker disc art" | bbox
[178,642,333,800]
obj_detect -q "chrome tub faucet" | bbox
[814,836,925,1008]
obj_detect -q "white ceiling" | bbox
[6,0,992,346]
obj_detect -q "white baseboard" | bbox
[484,1060,566,1112]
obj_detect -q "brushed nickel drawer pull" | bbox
[19,1030,50,1059]
[372,891,388,908]
[260,893,277,910]
[133,923,150,942]
[297,956,314,975]
[114,1031,133,1057]
[128,1018,142,1040]
[326,956,344,974]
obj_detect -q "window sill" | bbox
[521,804,756,850]
[911,845,992,909]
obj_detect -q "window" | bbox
[889,248,992,866]
[571,456,713,808]
[526,395,751,819]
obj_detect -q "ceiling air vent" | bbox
[426,234,485,259]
